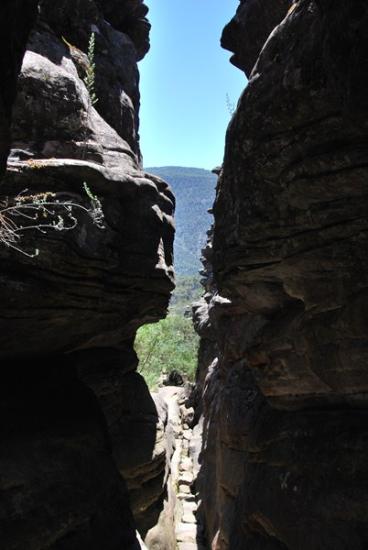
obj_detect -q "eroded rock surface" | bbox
[0,1,174,548]
[221,0,291,76]
[0,1,38,173]
[196,1,368,548]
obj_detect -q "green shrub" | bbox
[135,314,199,390]
[169,275,202,314]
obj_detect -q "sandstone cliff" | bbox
[195,1,368,548]
[0,1,175,548]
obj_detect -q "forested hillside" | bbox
[146,166,216,275]
[135,167,216,388]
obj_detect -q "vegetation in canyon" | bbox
[135,167,212,389]
[135,275,202,389]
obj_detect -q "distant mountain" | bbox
[146,167,217,275]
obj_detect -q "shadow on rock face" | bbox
[0,354,140,550]
[0,351,166,547]
[317,0,368,116]
[75,349,169,539]
[0,0,38,174]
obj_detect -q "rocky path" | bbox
[155,386,206,550]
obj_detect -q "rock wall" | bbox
[195,1,368,549]
[0,1,38,173]
[0,1,175,548]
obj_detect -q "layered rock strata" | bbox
[0,1,175,548]
[195,1,368,548]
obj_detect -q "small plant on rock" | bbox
[84,32,98,106]
[0,184,105,257]
[83,182,104,228]
[226,93,236,116]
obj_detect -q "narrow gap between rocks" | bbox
[133,168,217,550]
[130,2,244,545]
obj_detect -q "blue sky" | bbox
[139,0,246,170]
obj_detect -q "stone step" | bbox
[179,471,194,485]
[178,483,191,494]
[177,543,198,550]
[177,492,196,501]
[176,522,197,543]
[179,456,193,472]
[183,500,197,513]
[182,511,196,523]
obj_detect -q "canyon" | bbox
[0,1,368,550]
